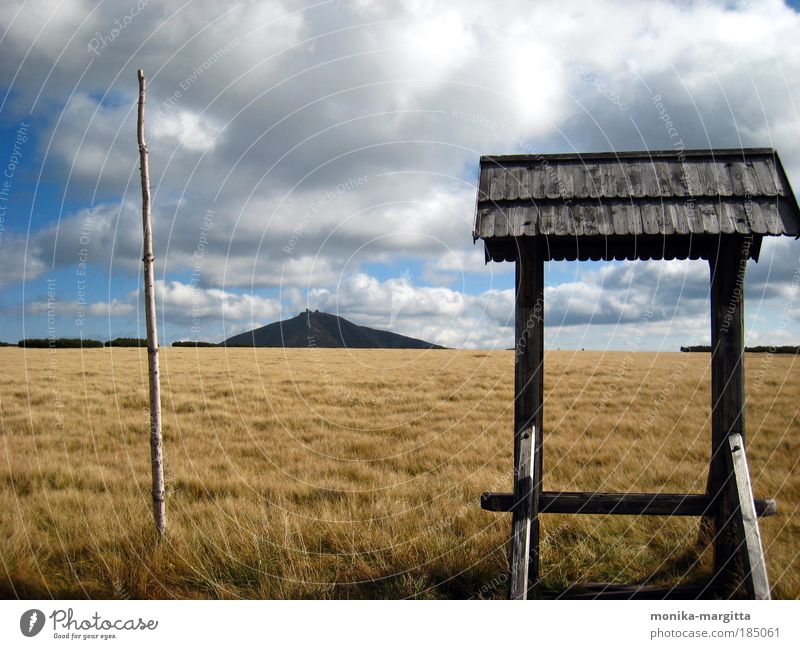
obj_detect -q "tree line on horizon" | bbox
[681,345,799,354]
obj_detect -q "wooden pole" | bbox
[509,245,544,599]
[708,237,748,594]
[137,69,166,537]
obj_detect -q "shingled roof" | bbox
[473,148,800,262]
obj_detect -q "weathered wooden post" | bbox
[137,69,166,537]
[510,247,544,599]
[708,236,769,598]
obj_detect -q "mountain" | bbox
[223,310,445,349]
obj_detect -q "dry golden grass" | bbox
[1,347,797,599]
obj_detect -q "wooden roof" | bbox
[474,148,800,262]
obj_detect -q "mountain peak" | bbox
[223,311,445,349]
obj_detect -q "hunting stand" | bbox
[473,148,800,599]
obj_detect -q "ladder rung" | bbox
[480,491,777,517]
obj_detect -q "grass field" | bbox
[1,347,798,599]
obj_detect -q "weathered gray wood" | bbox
[137,69,166,538]
[539,204,556,235]
[561,582,711,600]
[509,247,544,600]
[708,239,748,595]
[698,203,720,234]
[504,166,521,201]
[572,163,590,198]
[642,162,662,197]
[712,161,735,196]
[682,161,704,197]
[745,201,768,235]
[751,159,778,196]
[494,205,510,237]
[655,160,674,196]
[684,201,704,234]
[729,161,751,195]
[728,433,771,599]
[625,161,644,197]
[480,491,777,517]
[586,163,602,198]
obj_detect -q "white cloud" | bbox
[3,0,800,348]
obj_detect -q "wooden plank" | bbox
[597,204,615,235]
[760,202,784,235]
[530,164,547,198]
[729,161,752,196]
[553,204,569,236]
[764,157,785,196]
[509,247,544,600]
[510,205,526,237]
[729,203,751,234]
[640,162,660,197]
[708,239,748,596]
[713,162,735,196]
[478,166,491,200]
[745,201,768,235]
[751,159,778,196]
[586,163,602,198]
[538,204,556,235]
[655,160,674,196]
[489,166,506,201]
[715,202,736,234]
[478,206,495,238]
[560,583,711,600]
[698,203,720,234]
[684,202,705,234]
[518,166,534,200]
[543,165,561,199]
[626,161,644,197]
[480,491,777,517]
[557,163,574,198]
[668,203,690,234]
[580,203,599,236]
[522,205,538,236]
[683,162,705,197]
[728,433,771,599]
[572,163,590,199]
[669,160,689,197]
[493,205,510,237]
[611,202,628,235]
[640,203,660,235]
[503,167,520,201]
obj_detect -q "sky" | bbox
[0,0,798,350]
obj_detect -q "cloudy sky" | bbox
[1,0,799,350]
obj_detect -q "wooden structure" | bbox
[473,148,800,599]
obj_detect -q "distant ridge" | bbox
[223,310,445,349]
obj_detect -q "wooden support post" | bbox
[708,237,749,595]
[509,246,544,599]
[728,433,770,599]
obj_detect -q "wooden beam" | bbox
[728,433,771,599]
[708,237,750,594]
[480,491,777,517]
[509,247,544,599]
[558,582,712,600]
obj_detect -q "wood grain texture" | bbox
[480,491,777,517]
[728,433,771,599]
[708,239,747,596]
[509,248,544,600]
